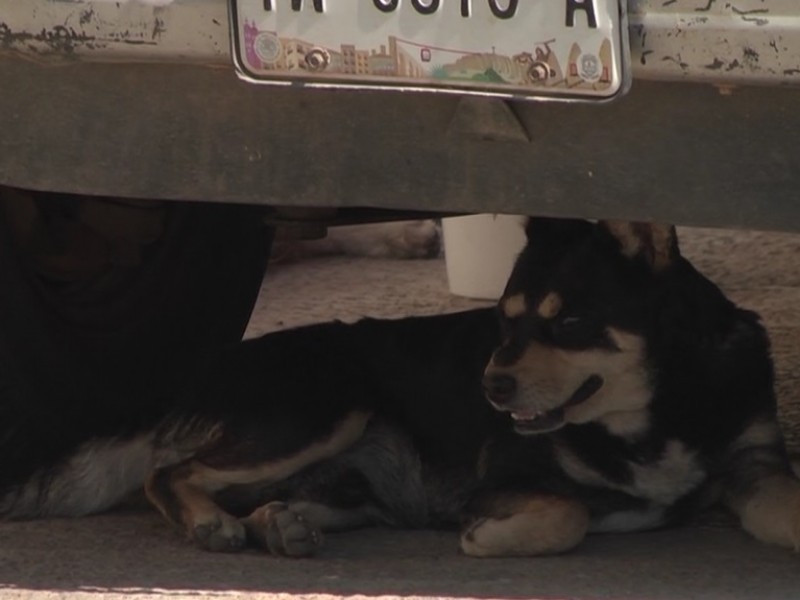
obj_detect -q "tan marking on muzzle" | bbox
[537,292,563,319]
[486,329,651,429]
[502,293,527,319]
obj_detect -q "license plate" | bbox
[229,0,630,102]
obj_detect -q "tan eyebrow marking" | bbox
[537,292,563,319]
[502,293,527,319]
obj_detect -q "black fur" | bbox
[2,218,797,555]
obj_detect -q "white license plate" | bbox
[230,0,630,102]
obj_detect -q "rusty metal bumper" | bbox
[0,0,799,230]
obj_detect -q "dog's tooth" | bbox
[512,410,539,421]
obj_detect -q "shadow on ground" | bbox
[1,509,799,600]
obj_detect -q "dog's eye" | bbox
[554,316,585,336]
[550,314,615,349]
[550,315,593,346]
[559,316,582,329]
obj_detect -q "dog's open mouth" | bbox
[511,374,604,435]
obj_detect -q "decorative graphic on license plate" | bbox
[231,1,629,100]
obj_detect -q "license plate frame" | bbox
[229,0,631,102]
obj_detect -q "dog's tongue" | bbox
[511,407,565,434]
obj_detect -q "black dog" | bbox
[2,219,798,556]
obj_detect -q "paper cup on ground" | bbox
[442,214,527,300]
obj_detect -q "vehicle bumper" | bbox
[0,0,799,230]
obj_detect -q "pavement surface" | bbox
[2,226,800,600]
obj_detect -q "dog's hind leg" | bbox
[723,418,800,550]
[145,410,371,553]
[460,492,589,557]
[146,463,249,552]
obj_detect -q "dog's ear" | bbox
[599,220,679,271]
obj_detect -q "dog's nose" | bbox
[482,373,517,404]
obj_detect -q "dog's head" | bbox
[483,218,681,436]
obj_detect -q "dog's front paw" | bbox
[460,496,589,557]
[738,475,800,550]
[243,501,323,557]
[192,513,247,552]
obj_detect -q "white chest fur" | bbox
[555,439,707,506]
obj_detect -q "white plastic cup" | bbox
[442,214,527,300]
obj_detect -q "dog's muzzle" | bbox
[483,373,605,435]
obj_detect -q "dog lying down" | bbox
[2,218,799,557]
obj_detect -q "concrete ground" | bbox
[2,226,800,600]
